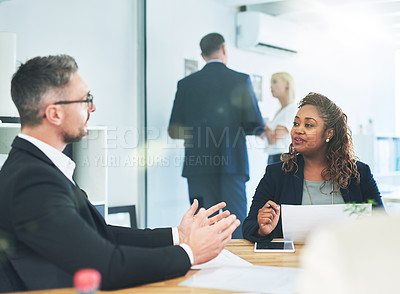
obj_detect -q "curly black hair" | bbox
[281,92,360,190]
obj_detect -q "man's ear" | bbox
[221,43,226,55]
[43,105,63,126]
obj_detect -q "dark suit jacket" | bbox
[168,62,264,180]
[243,155,384,243]
[0,137,191,292]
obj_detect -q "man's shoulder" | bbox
[212,64,249,80]
[0,139,56,180]
[225,66,249,78]
[178,70,202,83]
[0,148,50,179]
[0,148,73,208]
[181,62,248,78]
[10,137,52,163]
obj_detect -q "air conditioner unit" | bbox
[236,11,300,55]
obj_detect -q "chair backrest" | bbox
[108,205,137,228]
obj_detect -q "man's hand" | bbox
[257,200,280,236]
[177,199,240,265]
[178,200,230,244]
[187,208,240,265]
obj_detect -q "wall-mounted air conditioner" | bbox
[236,11,301,55]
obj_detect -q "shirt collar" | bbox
[206,59,223,64]
[18,134,76,184]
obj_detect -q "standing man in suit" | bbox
[168,33,264,239]
[0,54,240,292]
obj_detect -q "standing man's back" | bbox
[169,33,264,238]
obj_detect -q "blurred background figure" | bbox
[297,214,399,294]
[263,72,297,165]
[168,33,264,239]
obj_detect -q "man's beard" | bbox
[62,127,88,144]
[63,114,90,144]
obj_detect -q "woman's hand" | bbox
[257,200,280,236]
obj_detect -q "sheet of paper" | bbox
[281,204,372,242]
[181,265,301,294]
[191,249,252,269]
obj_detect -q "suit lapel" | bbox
[293,156,305,204]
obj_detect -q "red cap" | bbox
[74,269,101,292]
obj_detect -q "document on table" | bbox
[281,204,372,242]
[191,249,252,269]
[181,265,301,294]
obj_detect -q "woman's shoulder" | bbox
[354,160,373,177]
[355,160,372,170]
[265,161,296,177]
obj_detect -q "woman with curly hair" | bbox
[243,92,384,243]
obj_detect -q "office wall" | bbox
[0,0,139,208]
[146,0,398,227]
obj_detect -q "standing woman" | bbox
[263,72,298,164]
[243,92,384,243]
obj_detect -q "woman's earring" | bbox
[326,138,330,143]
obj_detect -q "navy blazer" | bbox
[0,137,191,292]
[168,62,264,180]
[243,155,384,243]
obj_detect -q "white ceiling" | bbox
[220,0,400,44]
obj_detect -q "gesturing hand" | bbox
[177,200,231,244]
[187,208,240,265]
[177,199,240,265]
[257,200,280,236]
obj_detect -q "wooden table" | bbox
[7,239,304,293]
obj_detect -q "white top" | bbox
[264,102,298,155]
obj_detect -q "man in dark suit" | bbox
[0,55,240,292]
[168,33,264,239]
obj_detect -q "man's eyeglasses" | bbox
[54,93,94,111]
